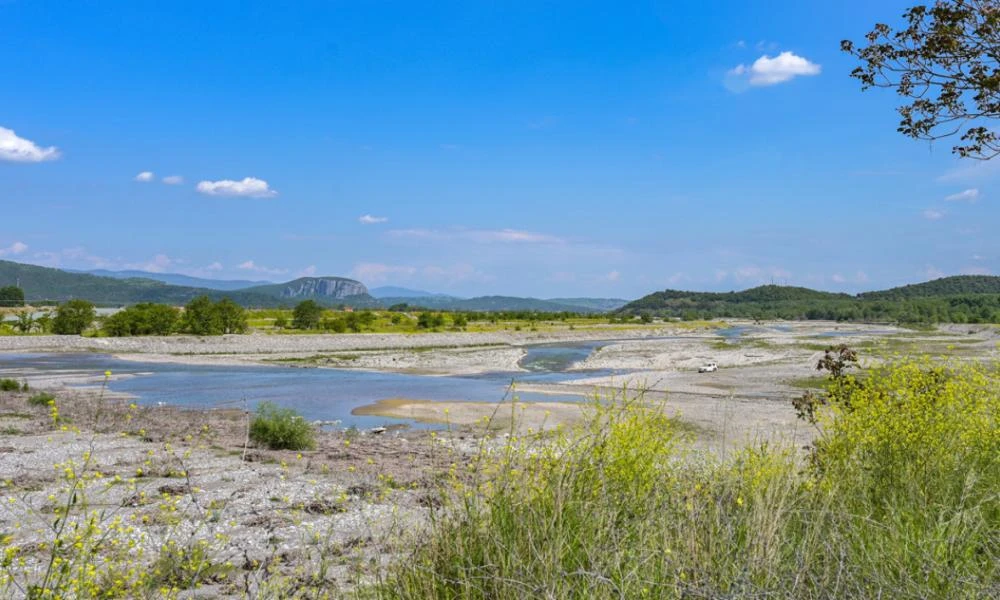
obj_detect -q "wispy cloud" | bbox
[349,262,418,284]
[349,261,493,285]
[727,51,821,89]
[162,175,184,185]
[134,171,155,182]
[299,265,317,277]
[938,159,1000,183]
[0,126,60,162]
[0,241,28,257]
[237,260,287,275]
[197,177,277,198]
[359,214,388,224]
[282,233,338,242]
[924,265,946,280]
[960,266,991,275]
[923,208,945,220]
[124,253,174,273]
[388,227,564,244]
[945,188,979,202]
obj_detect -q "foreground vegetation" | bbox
[378,359,998,599]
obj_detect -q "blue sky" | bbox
[1,0,996,298]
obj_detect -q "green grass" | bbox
[373,362,1000,599]
[785,375,827,390]
[249,402,316,451]
[27,391,55,407]
[0,379,23,392]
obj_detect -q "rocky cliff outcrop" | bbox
[278,277,369,299]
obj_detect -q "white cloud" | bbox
[196,177,277,198]
[299,265,317,277]
[938,158,1000,183]
[924,265,946,280]
[134,171,155,182]
[960,266,991,275]
[237,260,287,275]
[421,264,494,284]
[126,253,174,273]
[359,214,388,224]
[0,126,60,163]
[388,227,564,244]
[162,175,184,185]
[349,262,493,285]
[831,273,846,284]
[923,208,945,220]
[205,262,223,271]
[728,51,821,87]
[605,270,621,282]
[0,241,28,257]
[350,262,418,284]
[945,188,979,202]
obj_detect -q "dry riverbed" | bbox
[0,388,485,597]
[2,321,998,595]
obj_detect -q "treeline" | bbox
[105,297,247,336]
[7,296,249,336]
[621,290,1000,324]
[287,300,472,331]
[386,303,585,321]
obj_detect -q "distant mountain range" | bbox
[15,260,996,318]
[83,269,272,291]
[0,261,625,312]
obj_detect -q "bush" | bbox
[52,299,96,335]
[103,303,180,336]
[27,391,55,406]
[292,300,323,330]
[249,402,316,450]
[0,378,21,391]
[381,363,999,599]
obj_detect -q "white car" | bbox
[698,362,718,373]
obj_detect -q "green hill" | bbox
[621,281,1000,324]
[1,260,290,307]
[858,275,1000,300]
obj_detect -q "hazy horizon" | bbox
[2,1,996,298]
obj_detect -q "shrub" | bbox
[249,402,316,450]
[27,391,55,406]
[52,299,96,335]
[381,363,999,599]
[292,300,323,330]
[0,378,20,391]
[103,303,180,336]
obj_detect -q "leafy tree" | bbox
[183,296,222,335]
[52,299,96,335]
[0,286,25,307]
[292,300,323,330]
[103,303,179,336]
[843,1,1000,159]
[215,298,248,334]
